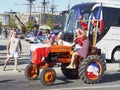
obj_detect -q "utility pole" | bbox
[67,0,70,12]
[27,0,35,22]
[40,0,49,24]
[49,0,57,21]
[15,0,36,22]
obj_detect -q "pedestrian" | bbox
[3,27,8,38]
[0,26,2,34]
[9,27,17,38]
[3,32,22,71]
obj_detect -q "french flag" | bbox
[89,13,97,27]
[96,3,104,33]
[76,7,83,20]
[76,7,88,30]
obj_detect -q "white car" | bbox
[25,33,38,43]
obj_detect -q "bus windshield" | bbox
[64,3,95,33]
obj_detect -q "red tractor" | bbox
[25,43,106,86]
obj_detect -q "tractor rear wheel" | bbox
[25,64,39,80]
[61,63,79,79]
[40,67,56,86]
[78,55,106,84]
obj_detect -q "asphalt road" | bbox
[0,67,120,90]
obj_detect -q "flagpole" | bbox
[73,20,78,42]
[91,19,99,53]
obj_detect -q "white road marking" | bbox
[47,84,120,90]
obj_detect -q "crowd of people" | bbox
[31,26,64,46]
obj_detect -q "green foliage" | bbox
[25,21,34,31]
[0,22,2,26]
[46,18,55,30]
[8,17,17,28]
[21,25,27,34]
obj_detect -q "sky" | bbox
[0,0,119,13]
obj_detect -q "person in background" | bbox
[3,26,8,38]
[32,27,39,37]
[44,29,53,45]
[0,25,2,34]
[3,32,22,71]
[38,29,56,45]
[37,28,43,36]
[54,32,63,45]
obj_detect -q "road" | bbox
[0,34,120,90]
[0,66,120,90]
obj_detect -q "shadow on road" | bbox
[0,45,6,51]
[53,76,74,85]
[102,72,120,83]
[0,79,15,83]
[0,58,30,66]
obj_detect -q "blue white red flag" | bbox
[76,7,83,20]
[96,3,104,32]
[80,21,88,30]
[76,7,88,30]
[89,13,97,27]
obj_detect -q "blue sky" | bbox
[0,0,119,13]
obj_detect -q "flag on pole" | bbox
[96,3,104,32]
[76,7,83,20]
[89,13,97,27]
[76,7,88,30]
[80,21,88,30]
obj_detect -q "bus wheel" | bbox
[61,63,79,79]
[25,64,39,80]
[40,67,56,86]
[78,55,105,84]
[112,47,120,63]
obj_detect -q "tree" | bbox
[8,16,17,28]
[25,21,34,31]
[46,17,55,29]
[0,22,2,26]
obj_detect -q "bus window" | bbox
[118,17,120,26]
[65,9,77,33]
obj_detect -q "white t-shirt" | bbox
[10,37,20,52]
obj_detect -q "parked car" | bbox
[25,33,38,43]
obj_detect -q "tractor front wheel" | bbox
[40,67,56,86]
[25,64,39,80]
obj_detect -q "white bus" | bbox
[63,2,120,62]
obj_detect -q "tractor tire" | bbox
[78,55,106,84]
[61,63,79,79]
[25,64,39,80]
[40,67,56,86]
